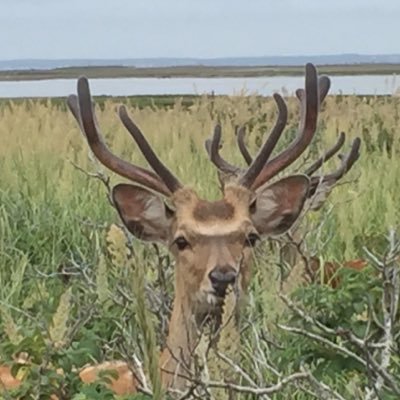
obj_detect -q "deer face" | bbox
[112,178,309,314]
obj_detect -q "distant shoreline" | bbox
[1,63,400,81]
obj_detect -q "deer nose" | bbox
[209,266,237,297]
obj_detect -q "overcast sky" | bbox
[1,0,399,60]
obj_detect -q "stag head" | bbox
[67,63,360,328]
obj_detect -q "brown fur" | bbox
[193,199,235,221]
[308,257,368,289]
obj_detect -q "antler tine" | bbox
[304,132,346,176]
[118,105,182,193]
[336,137,361,177]
[236,126,253,166]
[71,77,171,196]
[204,138,213,155]
[296,75,331,105]
[318,76,331,104]
[67,94,83,128]
[309,137,361,196]
[68,94,101,139]
[243,64,317,190]
[315,137,361,182]
[205,124,240,174]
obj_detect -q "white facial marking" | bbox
[189,219,251,236]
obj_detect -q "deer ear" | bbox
[251,175,310,237]
[112,184,172,244]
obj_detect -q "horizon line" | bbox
[2,53,400,62]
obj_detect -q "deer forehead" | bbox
[171,185,254,237]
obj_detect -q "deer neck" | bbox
[159,280,235,389]
[158,294,198,389]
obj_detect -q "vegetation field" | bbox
[1,63,400,81]
[0,92,399,398]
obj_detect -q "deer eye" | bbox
[174,236,190,251]
[245,233,260,247]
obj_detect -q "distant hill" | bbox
[2,54,400,71]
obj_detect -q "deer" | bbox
[0,64,362,397]
[204,89,365,289]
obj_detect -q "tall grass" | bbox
[0,93,399,397]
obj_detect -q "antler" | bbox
[304,132,346,176]
[236,126,253,166]
[205,63,361,195]
[67,77,182,196]
[225,128,357,192]
[207,71,331,177]
[118,105,182,192]
[241,63,320,190]
[204,64,323,190]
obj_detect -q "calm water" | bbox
[0,75,399,98]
